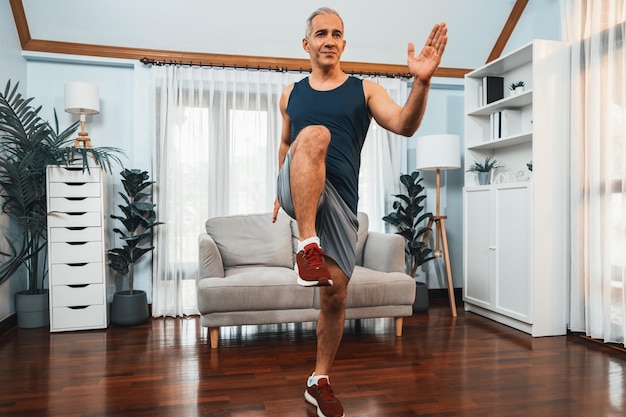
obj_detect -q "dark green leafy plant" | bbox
[108,169,161,294]
[467,156,500,173]
[0,80,125,294]
[382,171,435,277]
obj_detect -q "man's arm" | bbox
[277,83,294,169]
[273,84,294,222]
[366,23,447,137]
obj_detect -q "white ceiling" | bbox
[20,0,563,71]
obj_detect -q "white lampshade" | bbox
[64,82,100,115]
[415,134,461,171]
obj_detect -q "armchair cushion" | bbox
[197,266,314,312]
[344,266,416,308]
[362,231,406,273]
[205,212,293,269]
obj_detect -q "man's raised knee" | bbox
[292,125,331,155]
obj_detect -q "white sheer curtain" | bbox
[150,67,410,317]
[151,66,303,317]
[564,0,626,344]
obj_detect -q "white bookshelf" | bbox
[462,40,570,337]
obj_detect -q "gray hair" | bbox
[305,7,343,38]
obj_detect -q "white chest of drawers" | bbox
[46,166,110,332]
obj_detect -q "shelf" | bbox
[464,180,533,191]
[467,133,532,150]
[468,90,532,116]
[466,42,533,78]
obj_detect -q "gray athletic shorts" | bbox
[277,149,359,278]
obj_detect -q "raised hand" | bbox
[408,23,448,83]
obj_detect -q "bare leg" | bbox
[289,125,331,240]
[314,259,348,375]
[289,125,346,368]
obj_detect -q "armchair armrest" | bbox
[361,231,406,273]
[198,233,225,280]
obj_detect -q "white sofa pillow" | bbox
[205,212,294,269]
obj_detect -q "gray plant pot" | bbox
[413,282,429,313]
[110,290,149,326]
[478,172,491,185]
[15,290,50,329]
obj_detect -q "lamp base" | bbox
[73,131,93,149]
[422,215,457,317]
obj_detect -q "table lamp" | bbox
[415,134,461,317]
[64,82,100,149]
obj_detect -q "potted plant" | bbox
[0,80,124,328]
[509,81,525,95]
[382,171,436,312]
[467,156,501,185]
[107,168,161,326]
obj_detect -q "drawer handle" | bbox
[67,263,88,267]
[68,284,89,288]
[68,306,89,310]
[64,197,87,201]
[67,242,88,246]
[64,182,87,186]
[66,212,87,216]
[66,227,87,231]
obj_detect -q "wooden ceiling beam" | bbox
[10,0,472,78]
[486,0,529,63]
[9,0,30,48]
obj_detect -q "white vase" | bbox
[510,86,525,96]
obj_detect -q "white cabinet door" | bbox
[463,187,492,309]
[494,185,531,322]
[464,184,531,322]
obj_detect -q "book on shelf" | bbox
[490,109,522,139]
[500,109,522,138]
[482,76,504,104]
[490,111,500,140]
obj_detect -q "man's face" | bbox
[303,13,346,69]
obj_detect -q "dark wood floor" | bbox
[1,300,626,417]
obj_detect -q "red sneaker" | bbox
[295,243,332,287]
[305,377,345,417]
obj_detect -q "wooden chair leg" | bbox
[395,317,403,337]
[209,327,219,349]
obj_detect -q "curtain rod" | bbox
[139,57,413,79]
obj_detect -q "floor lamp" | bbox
[415,134,461,317]
[64,82,100,149]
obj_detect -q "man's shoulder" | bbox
[282,81,299,95]
[283,77,309,95]
[361,78,385,99]
[280,82,296,111]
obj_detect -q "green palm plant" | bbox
[467,156,500,172]
[382,171,436,277]
[0,80,125,294]
[108,169,161,294]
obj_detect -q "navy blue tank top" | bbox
[287,76,371,213]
